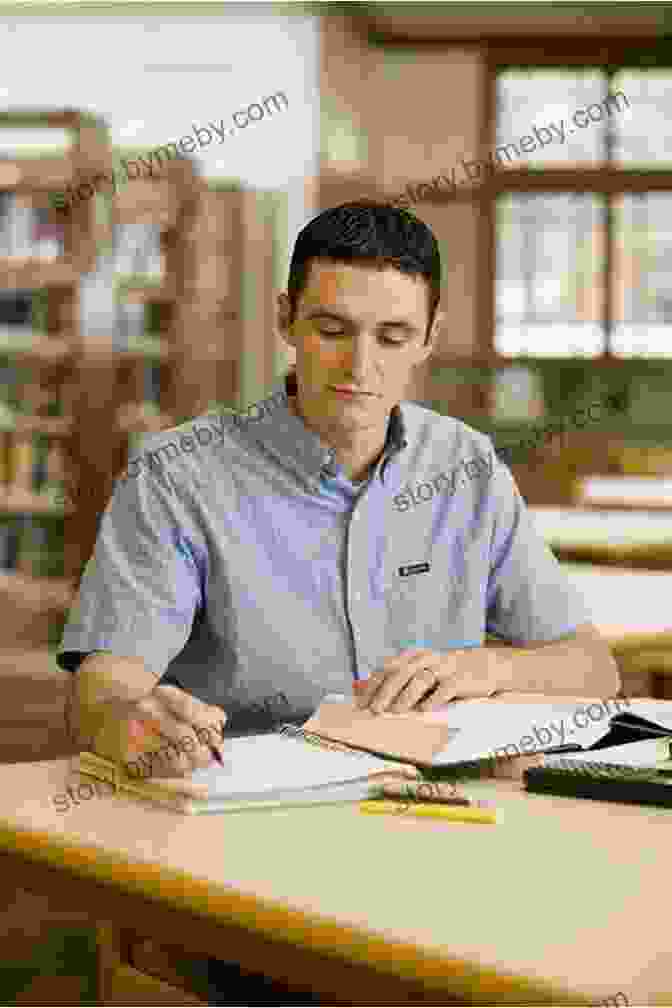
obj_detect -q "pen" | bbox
[209,722,226,766]
[358,800,497,824]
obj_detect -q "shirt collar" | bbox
[238,371,408,491]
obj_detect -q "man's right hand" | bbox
[86,684,227,780]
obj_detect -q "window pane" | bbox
[496,193,605,357]
[497,71,607,166]
[612,193,672,357]
[612,72,671,165]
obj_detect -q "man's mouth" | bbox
[330,386,376,397]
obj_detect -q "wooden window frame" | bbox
[425,38,672,379]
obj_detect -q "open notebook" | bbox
[76,731,421,815]
[299,694,672,766]
[76,695,672,814]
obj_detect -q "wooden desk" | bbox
[0,746,670,1006]
[560,563,672,643]
[559,563,672,696]
[530,507,672,568]
[577,476,672,511]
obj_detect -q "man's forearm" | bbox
[489,624,621,697]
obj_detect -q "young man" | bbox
[57,199,618,1004]
[59,198,618,774]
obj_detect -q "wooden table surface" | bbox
[530,507,672,568]
[577,476,672,511]
[560,562,672,641]
[0,728,670,1006]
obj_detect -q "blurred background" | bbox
[3,2,672,1001]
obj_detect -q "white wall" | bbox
[0,7,320,269]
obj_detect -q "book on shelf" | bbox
[0,194,63,260]
[15,515,63,578]
[113,223,163,279]
[115,300,145,351]
[8,431,34,493]
[0,290,36,351]
[15,516,47,577]
[0,517,21,572]
[32,206,63,261]
[32,432,48,492]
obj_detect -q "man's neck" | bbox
[288,395,386,483]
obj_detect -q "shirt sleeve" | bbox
[484,455,592,644]
[56,465,207,680]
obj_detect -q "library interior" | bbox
[1,4,672,1006]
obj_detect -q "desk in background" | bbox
[560,562,672,698]
[530,507,672,568]
[576,476,672,511]
[0,737,670,1007]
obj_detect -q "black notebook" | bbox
[544,709,672,756]
[525,709,672,808]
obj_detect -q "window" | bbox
[494,67,672,361]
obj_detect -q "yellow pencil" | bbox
[358,800,497,824]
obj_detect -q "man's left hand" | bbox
[355,647,513,714]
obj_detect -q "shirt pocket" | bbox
[383,546,460,651]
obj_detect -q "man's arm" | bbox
[487,622,621,697]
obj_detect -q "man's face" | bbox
[278,259,440,433]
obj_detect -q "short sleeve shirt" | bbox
[56,373,592,730]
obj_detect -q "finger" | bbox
[128,696,227,759]
[417,679,461,712]
[384,652,445,713]
[369,666,422,714]
[155,686,228,736]
[388,674,439,714]
[131,725,211,779]
[357,650,432,710]
[354,671,386,709]
[126,707,214,776]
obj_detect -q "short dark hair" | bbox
[286,200,441,344]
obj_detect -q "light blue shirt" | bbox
[57,371,591,731]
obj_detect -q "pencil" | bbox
[358,800,497,824]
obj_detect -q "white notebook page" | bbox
[188,732,401,799]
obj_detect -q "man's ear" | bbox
[277,292,297,350]
[419,308,444,362]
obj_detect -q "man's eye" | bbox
[382,335,407,346]
[317,326,345,336]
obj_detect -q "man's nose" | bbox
[343,339,374,381]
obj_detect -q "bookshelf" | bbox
[0,111,286,649]
[0,108,113,647]
[109,170,286,483]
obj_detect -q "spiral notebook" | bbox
[75,725,420,815]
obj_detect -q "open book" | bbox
[76,695,672,814]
